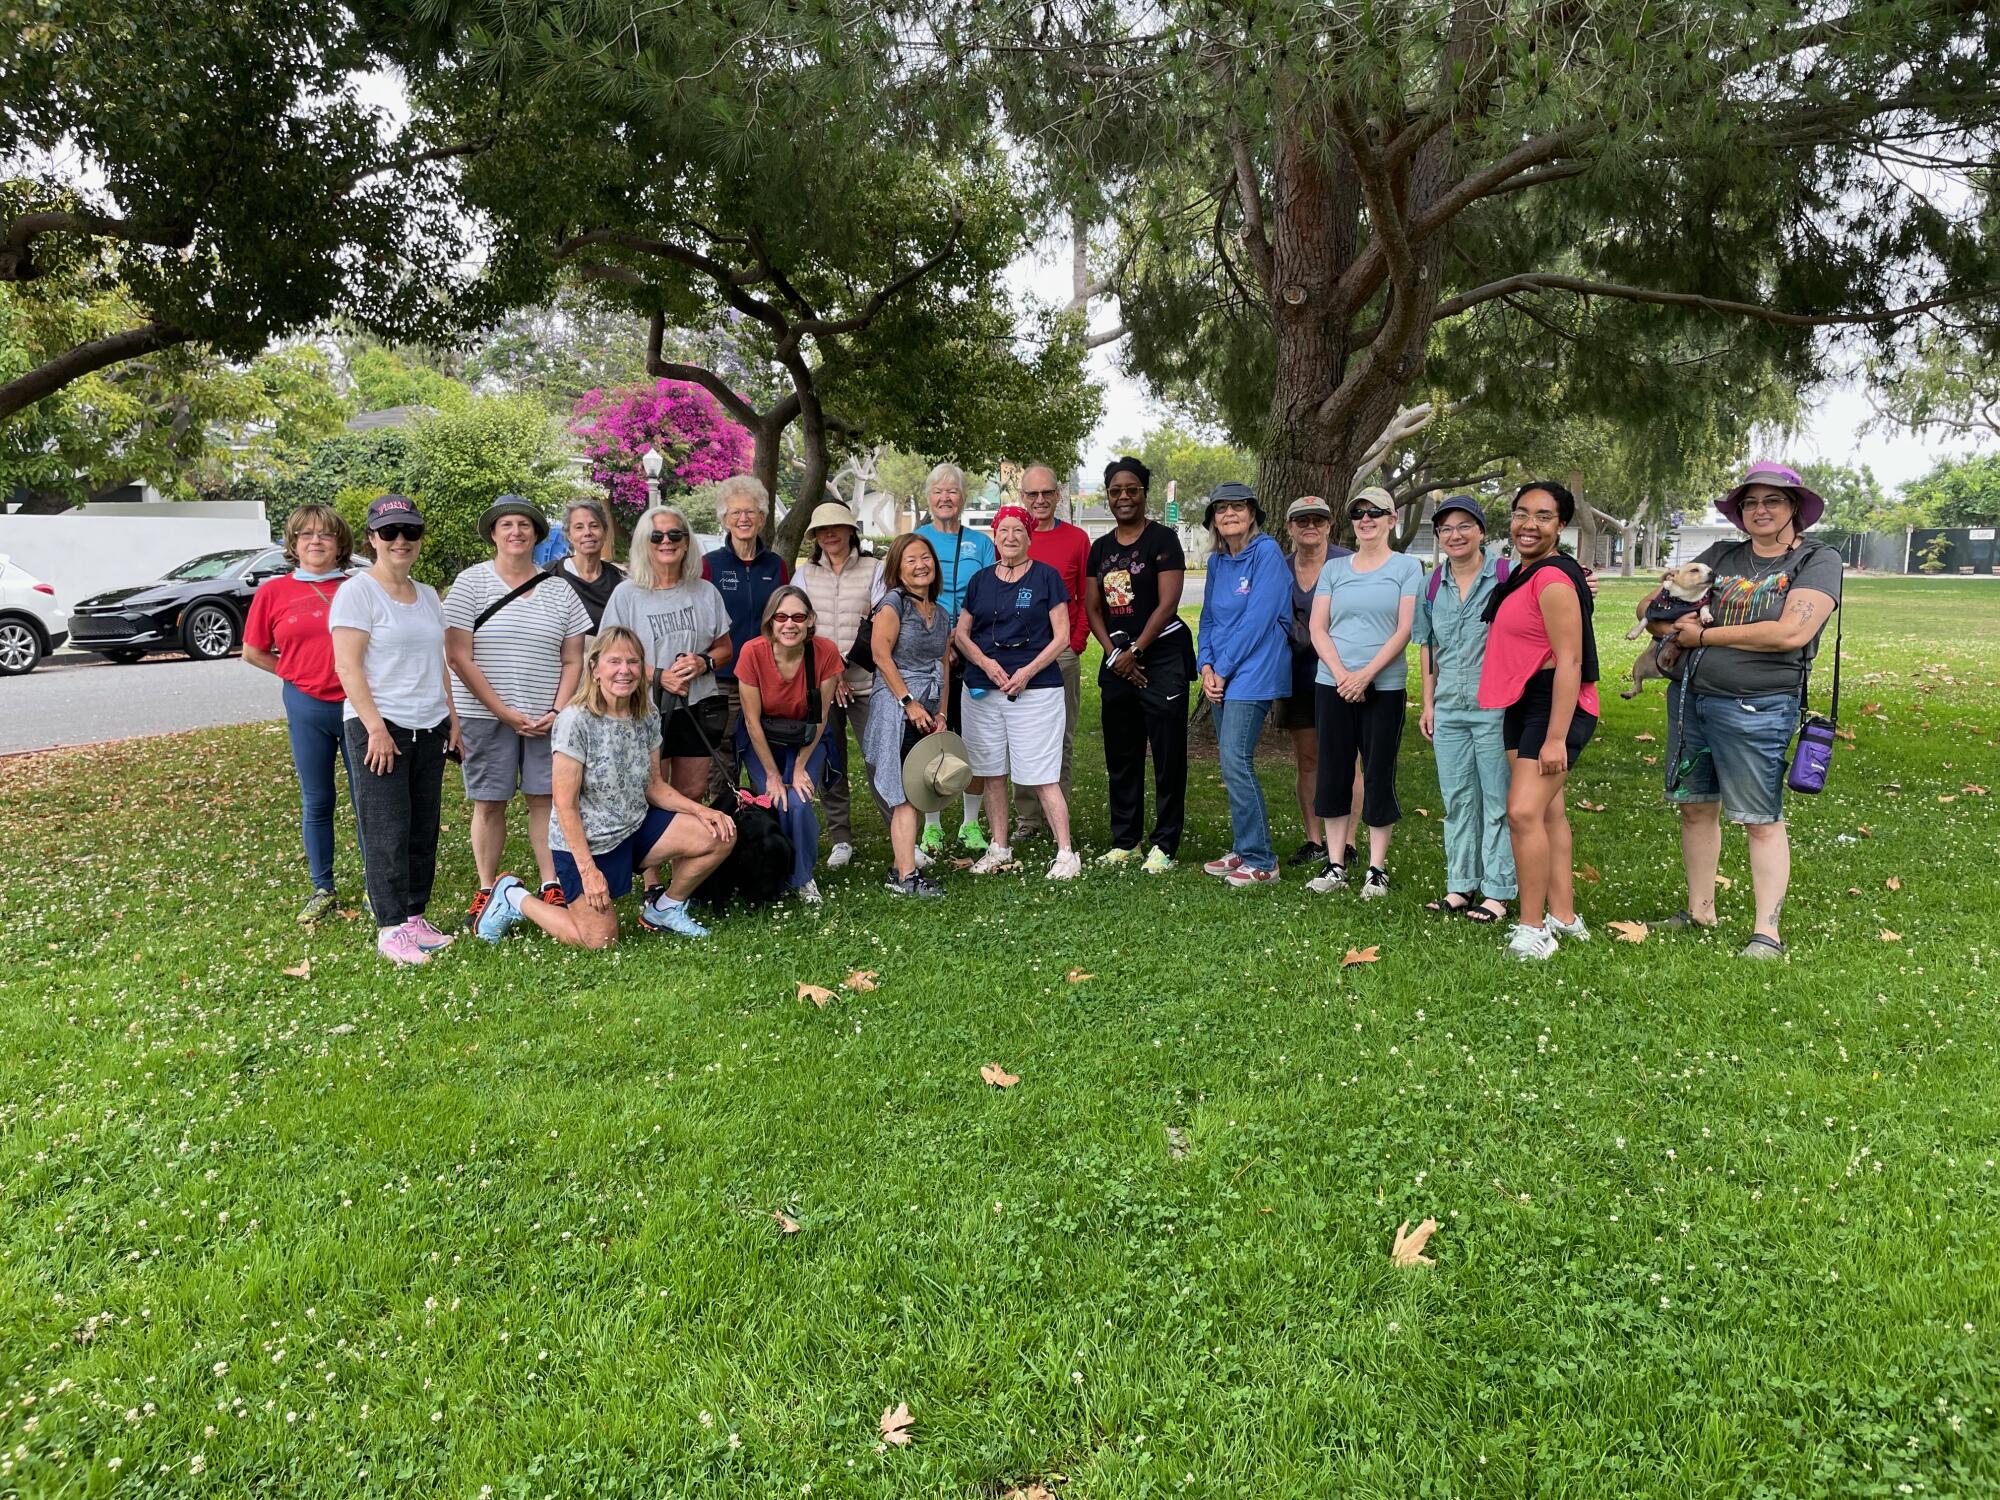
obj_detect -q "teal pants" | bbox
[1433,708,1516,899]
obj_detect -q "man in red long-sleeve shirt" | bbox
[1014,462,1091,840]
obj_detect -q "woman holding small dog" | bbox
[736,584,846,903]
[1478,481,1600,961]
[1647,461,1842,960]
[1414,496,1516,925]
[474,627,736,946]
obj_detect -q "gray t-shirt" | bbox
[441,563,591,720]
[1313,551,1424,691]
[597,578,732,706]
[1674,539,1843,699]
[547,705,657,854]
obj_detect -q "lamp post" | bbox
[641,445,665,511]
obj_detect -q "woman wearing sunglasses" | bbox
[599,505,734,803]
[1305,487,1423,898]
[735,585,846,902]
[329,495,463,966]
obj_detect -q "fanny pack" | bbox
[759,643,824,748]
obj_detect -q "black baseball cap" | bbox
[364,493,424,531]
[1431,495,1487,531]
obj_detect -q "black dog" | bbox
[689,791,794,913]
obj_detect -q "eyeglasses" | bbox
[1436,523,1482,538]
[649,529,688,545]
[770,611,811,625]
[1106,484,1145,498]
[296,530,336,542]
[373,525,424,543]
[1741,498,1788,512]
[1022,487,1060,500]
[1290,515,1331,526]
[1349,507,1392,521]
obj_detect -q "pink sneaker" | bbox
[1225,865,1279,888]
[1202,852,1244,878]
[377,925,431,966]
[403,915,455,952]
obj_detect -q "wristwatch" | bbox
[698,651,715,673]
[899,692,915,707]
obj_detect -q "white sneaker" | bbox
[1097,846,1136,866]
[1047,849,1082,880]
[1359,866,1390,900]
[912,845,934,871]
[798,879,823,905]
[969,845,1014,875]
[1140,846,1176,874]
[1548,914,1590,941]
[1305,861,1348,895]
[826,843,854,869]
[1507,922,1558,961]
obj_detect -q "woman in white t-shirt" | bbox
[329,495,462,968]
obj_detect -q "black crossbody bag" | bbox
[759,644,824,748]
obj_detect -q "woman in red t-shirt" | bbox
[1476,481,1600,961]
[735,585,845,902]
[242,504,365,924]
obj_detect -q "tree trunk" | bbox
[773,393,832,565]
[750,417,783,517]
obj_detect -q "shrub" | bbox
[571,380,753,529]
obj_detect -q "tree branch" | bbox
[643,310,762,429]
[790,213,965,341]
[1,212,195,282]
[0,320,192,422]
[1226,124,1276,295]
[1428,272,2000,328]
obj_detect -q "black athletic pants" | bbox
[1313,684,1406,828]
[345,718,447,926]
[1101,669,1189,857]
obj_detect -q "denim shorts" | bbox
[1665,687,1799,825]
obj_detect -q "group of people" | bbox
[243,456,1840,966]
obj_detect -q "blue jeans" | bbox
[284,682,364,892]
[1666,687,1799,825]
[1214,697,1275,872]
[744,738,834,889]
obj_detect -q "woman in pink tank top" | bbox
[1476,481,1600,961]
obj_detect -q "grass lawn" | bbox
[4,576,1999,1498]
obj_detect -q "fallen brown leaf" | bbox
[282,959,311,979]
[1003,1487,1057,1500]
[1939,794,1958,804]
[1634,731,1657,742]
[772,1210,800,1235]
[1886,876,1902,891]
[951,857,975,869]
[1966,784,1990,796]
[1879,929,1902,943]
[1862,702,1883,715]
[1857,824,1873,838]
[980,1063,1020,1089]
[1715,874,1735,890]
[844,970,879,992]
[339,907,362,921]
[1577,799,1608,813]
[1414,807,1430,817]
[1607,920,1649,944]
[796,982,837,1009]
[880,1403,914,1447]
[1065,968,1093,983]
[1342,945,1381,967]
[1577,863,1601,884]
[1391,1218,1438,1269]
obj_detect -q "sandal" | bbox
[1425,890,1477,914]
[1660,909,1719,931]
[1464,899,1507,925]
[1739,933,1787,960]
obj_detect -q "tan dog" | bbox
[1622,563,1714,698]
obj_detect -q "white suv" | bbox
[0,554,69,675]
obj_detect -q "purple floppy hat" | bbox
[1717,461,1824,531]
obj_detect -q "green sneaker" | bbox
[1097,846,1136,867]
[1141,846,1176,874]
[298,888,338,925]
[957,820,989,854]
[919,822,945,857]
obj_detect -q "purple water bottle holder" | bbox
[1784,596,1841,795]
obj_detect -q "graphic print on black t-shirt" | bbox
[1088,521,1185,630]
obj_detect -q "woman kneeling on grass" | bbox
[476,628,736,946]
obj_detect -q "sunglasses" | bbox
[373,524,424,543]
[1348,507,1392,521]
[649,528,689,545]
[1106,484,1146,498]
[770,611,811,625]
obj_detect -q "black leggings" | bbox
[1313,685,1406,827]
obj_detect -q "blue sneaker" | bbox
[476,873,526,943]
[639,891,710,938]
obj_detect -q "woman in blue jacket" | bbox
[1197,482,1293,887]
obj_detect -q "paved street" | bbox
[1,649,283,756]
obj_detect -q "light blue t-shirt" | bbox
[1313,551,1423,691]
[915,524,996,620]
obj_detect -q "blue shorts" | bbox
[552,806,676,902]
[1665,688,1799,825]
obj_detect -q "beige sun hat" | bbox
[806,501,860,534]
[902,730,973,813]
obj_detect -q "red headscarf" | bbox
[991,504,1034,537]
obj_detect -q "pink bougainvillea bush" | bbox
[571,380,754,524]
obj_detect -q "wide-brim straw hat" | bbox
[902,729,973,813]
[806,501,860,535]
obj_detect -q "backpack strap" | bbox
[1426,555,1506,605]
[471,570,559,632]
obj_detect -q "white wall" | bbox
[0,503,273,605]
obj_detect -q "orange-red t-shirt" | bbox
[734,635,845,720]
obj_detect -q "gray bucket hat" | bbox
[480,495,551,545]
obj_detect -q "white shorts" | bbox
[962,685,1064,786]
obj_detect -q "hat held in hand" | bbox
[902,730,973,813]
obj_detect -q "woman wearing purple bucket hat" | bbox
[1639,461,1842,960]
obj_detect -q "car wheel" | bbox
[98,648,149,664]
[182,604,238,660]
[0,618,43,675]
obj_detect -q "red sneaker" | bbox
[540,882,568,909]
[465,886,493,930]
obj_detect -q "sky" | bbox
[1007,239,1994,496]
